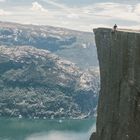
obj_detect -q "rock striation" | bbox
[92,28,140,140]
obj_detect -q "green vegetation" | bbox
[0,46,99,119]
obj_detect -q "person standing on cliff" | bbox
[112,24,118,40]
[113,24,117,31]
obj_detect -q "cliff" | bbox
[92,28,140,140]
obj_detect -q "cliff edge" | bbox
[92,28,140,140]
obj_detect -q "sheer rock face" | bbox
[93,28,140,140]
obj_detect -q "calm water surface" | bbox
[0,118,96,140]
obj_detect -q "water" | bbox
[0,118,96,140]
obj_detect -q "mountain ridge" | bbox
[0,21,98,69]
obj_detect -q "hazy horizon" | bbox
[0,0,140,31]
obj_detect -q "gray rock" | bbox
[92,28,140,140]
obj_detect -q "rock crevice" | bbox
[92,28,140,140]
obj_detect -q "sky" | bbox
[0,0,140,31]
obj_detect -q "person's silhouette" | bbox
[113,24,117,31]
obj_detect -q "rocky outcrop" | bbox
[92,28,140,140]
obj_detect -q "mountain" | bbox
[0,21,99,119]
[0,21,98,69]
[0,46,99,119]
